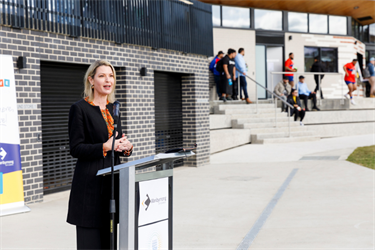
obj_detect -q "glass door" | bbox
[255,45,267,99]
[266,46,283,98]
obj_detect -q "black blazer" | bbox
[287,95,302,115]
[67,99,130,228]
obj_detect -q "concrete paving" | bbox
[0,134,374,250]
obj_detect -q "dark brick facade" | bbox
[0,25,210,204]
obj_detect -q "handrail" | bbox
[236,69,294,137]
[237,70,294,109]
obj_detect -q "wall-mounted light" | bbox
[288,35,292,41]
[178,0,193,5]
[16,56,26,69]
[140,67,147,77]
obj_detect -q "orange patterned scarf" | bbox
[85,97,114,139]
[85,97,133,157]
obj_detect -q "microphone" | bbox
[113,101,120,129]
[113,101,120,119]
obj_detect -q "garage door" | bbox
[154,72,183,166]
[41,62,87,194]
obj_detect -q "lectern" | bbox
[97,151,195,250]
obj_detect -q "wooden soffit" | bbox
[199,0,375,25]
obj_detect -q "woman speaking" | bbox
[67,60,133,249]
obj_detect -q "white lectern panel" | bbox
[138,177,169,226]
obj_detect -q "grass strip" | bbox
[347,145,375,170]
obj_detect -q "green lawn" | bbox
[347,145,375,170]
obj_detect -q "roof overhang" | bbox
[199,0,375,25]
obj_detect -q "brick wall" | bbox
[0,25,210,204]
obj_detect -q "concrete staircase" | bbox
[210,98,375,154]
[210,101,320,153]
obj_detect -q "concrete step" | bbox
[276,98,350,111]
[303,109,375,124]
[251,131,314,141]
[215,103,275,111]
[233,117,294,126]
[236,121,300,129]
[210,115,232,130]
[210,129,251,154]
[349,98,375,109]
[217,108,280,115]
[210,99,272,106]
[255,136,321,144]
[249,126,309,134]
[230,112,288,119]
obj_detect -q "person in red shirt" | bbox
[285,52,297,88]
[343,59,358,105]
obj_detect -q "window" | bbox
[304,47,338,72]
[288,12,307,32]
[222,6,250,28]
[212,5,221,27]
[254,9,282,31]
[329,16,347,35]
[352,19,360,39]
[370,23,375,43]
[363,25,370,43]
[309,14,327,33]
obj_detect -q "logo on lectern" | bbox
[142,194,151,211]
[142,194,167,211]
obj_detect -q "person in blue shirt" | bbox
[367,57,375,97]
[209,51,224,98]
[234,48,252,104]
[298,75,320,111]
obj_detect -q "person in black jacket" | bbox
[311,57,326,99]
[287,88,306,126]
[67,60,133,249]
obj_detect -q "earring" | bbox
[91,85,94,89]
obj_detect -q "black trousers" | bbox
[220,74,233,96]
[299,93,317,110]
[314,75,324,98]
[76,224,118,250]
[232,77,238,98]
[291,108,305,122]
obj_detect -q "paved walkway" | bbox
[1,134,374,250]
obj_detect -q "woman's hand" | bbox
[103,133,133,152]
[115,133,133,152]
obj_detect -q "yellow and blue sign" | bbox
[0,55,30,216]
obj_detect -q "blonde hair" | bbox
[84,60,116,103]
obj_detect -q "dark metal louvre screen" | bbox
[0,0,213,56]
[154,72,183,167]
[41,62,87,194]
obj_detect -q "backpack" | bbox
[363,67,370,78]
[216,58,224,73]
[209,57,216,73]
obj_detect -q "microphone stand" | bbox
[110,102,120,250]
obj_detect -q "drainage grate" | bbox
[299,156,340,161]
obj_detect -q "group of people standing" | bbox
[209,48,252,104]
